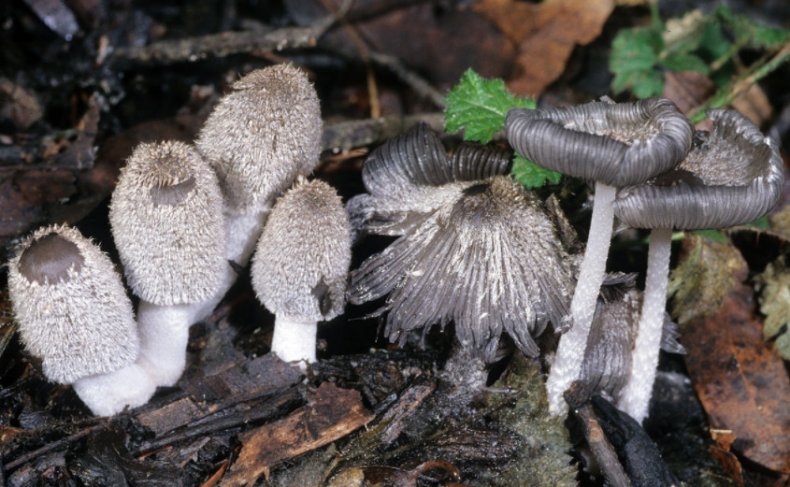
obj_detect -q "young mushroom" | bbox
[8,225,156,416]
[613,109,784,423]
[109,141,225,386]
[505,97,693,415]
[348,125,575,362]
[251,178,351,364]
[195,64,323,321]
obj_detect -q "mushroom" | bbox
[195,64,323,321]
[505,97,693,415]
[578,273,684,404]
[251,178,351,364]
[613,109,784,423]
[109,141,225,386]
[348,125,575,362]
[7,225,156,416]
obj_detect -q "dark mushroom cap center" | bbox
[18,233,84,285]
[149,176,196,206]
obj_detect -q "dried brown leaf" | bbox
[671,236,790,474]
[221,383,373,486]
[473,0,615,96]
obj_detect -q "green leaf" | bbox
[662,52,710,74]
[445,69,535,143]
[716,4,790,49]
[609,26,664,96]
[698,19,732,60]
[512,156,561,189]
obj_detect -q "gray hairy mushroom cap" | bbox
[196,64,322,210]
[614,109,785,230]
[110,141,225,305]
[8,225,138,384]
[348,129,575,361]
[252,178,352,321]
[346,123,512,237]
[505,97,693,187]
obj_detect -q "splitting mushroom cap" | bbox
[614,109,785,230]
[252,178,352,322]
[348,127,574,361]
[347,123,512,236]
[196,64,322,210]
[505,97,693,187]
[110,141,225,305]
[8,225,138,384]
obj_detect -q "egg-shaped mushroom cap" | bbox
[505,97,693,187]
[350,174,575,362]
[110,141,225,306]
[8,225,138,384]
[614,109,785,230]
[347,123,512,236]
[196,64,322,210]
[252,178,352,322]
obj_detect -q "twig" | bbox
[321,112,445,153]
[368,51,446,108]
[573,403,632,487]
[3,422,107,472]
[132,388,302,455]
[111,4,348,68]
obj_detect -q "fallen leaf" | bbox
[474,0,615,96]
[221,383,373,486]
[662,70,715,114]
[671,236,790,473]
[755,257,790,360]
[730,83,773,127]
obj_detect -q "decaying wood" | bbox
[222,382,374,485]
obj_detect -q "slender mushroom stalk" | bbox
[505,98,692,415]
[109,141,225,387]
[348,125,575,362]
[251,178,351,364]
[614,109,784,423]
[8,225,156,416]
[196,64,323,318]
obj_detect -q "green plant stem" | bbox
[689,40,790,123]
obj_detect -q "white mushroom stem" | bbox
[132,204,272,389]
[187,203,271,322]
[72,364,157,417]
[546,181,617,416]
[617,227,673,423]
[271,316,317,365]
[136,302,197,387]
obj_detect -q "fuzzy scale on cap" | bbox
[196,64,322,210]
[110,141,225,305]
[8,225,138,384]
[252,179,352,321]
[614,109,785,230]
[506,97,693,187]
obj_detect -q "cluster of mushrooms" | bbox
[6,64,784,427]
[8,64,351,416]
